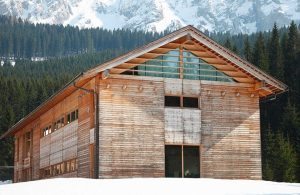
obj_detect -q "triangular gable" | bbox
[82,25,287,96]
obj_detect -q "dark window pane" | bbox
[183,97,199,108]
[67,114,71,124]
[71,111,76,122]
[183,146,200,178]
[165,96,181,107]
[165,145,182,177]
[75,109,79,119]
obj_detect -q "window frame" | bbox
[165,144,201,178]
[164,95,200,109]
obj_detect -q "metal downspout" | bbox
[73,82,100,179]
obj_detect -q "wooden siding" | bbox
[200,84,261,179]
[99,78,165,178]
[13,73,262,181]
[14,90,80,182]
[40,121,78,166]
[77,80,95,178]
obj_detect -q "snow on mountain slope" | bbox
[0,178,300,195]
[0,0,299,33]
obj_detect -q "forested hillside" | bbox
[0,15,299,183]
[0,15,163,58]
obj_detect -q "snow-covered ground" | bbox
[0,178,299,195]
[0,180,12,185]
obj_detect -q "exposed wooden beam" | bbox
[233,77,255,83]
[222,71,248,78]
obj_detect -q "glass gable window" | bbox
[183,50,234,82]
[136,49,180,78]
[122,47,235,82]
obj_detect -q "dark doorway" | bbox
[165,145,200,178]
[183,146,200,178]
[165,145,182,177]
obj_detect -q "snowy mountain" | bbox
[0,0,300,33]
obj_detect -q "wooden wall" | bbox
[12,74,262,181]
[14,89,83,182]
[200,83,261,179]
[98,78,165,178]
[77,80,95,178]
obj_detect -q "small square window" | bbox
[183,97,199,108]
[165,96,181,107]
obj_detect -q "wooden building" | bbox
[1,26,287,182]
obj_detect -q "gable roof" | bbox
[0,25,288,139]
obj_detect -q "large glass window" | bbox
[165,145,200,178]
[122,48,234,82]
[183,50,234,82]
[165,145,182,177]
[183,146,200,178]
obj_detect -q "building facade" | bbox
[1,26,287,182]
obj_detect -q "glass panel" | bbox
[165,96,181,107]
[71,111,76,122]
[183,146,200,178]
[124,48,234,82]
[165,145,182,177]
[183,51,200,80]
[183,50,234,82]
[183,97,199,108]
[134,49,180,78]
[67,114,71,124]
[145,58,163,77]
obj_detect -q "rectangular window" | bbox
[75,109,79,120]
[16,137,19,161]
[61,162,65,174]
[65,161,70,172]
[24,131,32,158]
[70,159,76,172]
[54,117,64,131]
[183,146,200,178]
[67,109,78,124]
[41,125,52,137]
[183,97,199,108]
[165,145,182,177]
[71,111,76,122]
[165,96,181,107]
[67,113,71,124]
[165,96,199,108]
[165,145,200,178]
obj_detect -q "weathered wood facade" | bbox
[1,26,287,182]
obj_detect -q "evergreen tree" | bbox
[243,36,252,62]
[253,32,269,72]
[284,21,298,103]
[269,24,284,80]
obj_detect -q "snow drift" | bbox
[0,178,299,195]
